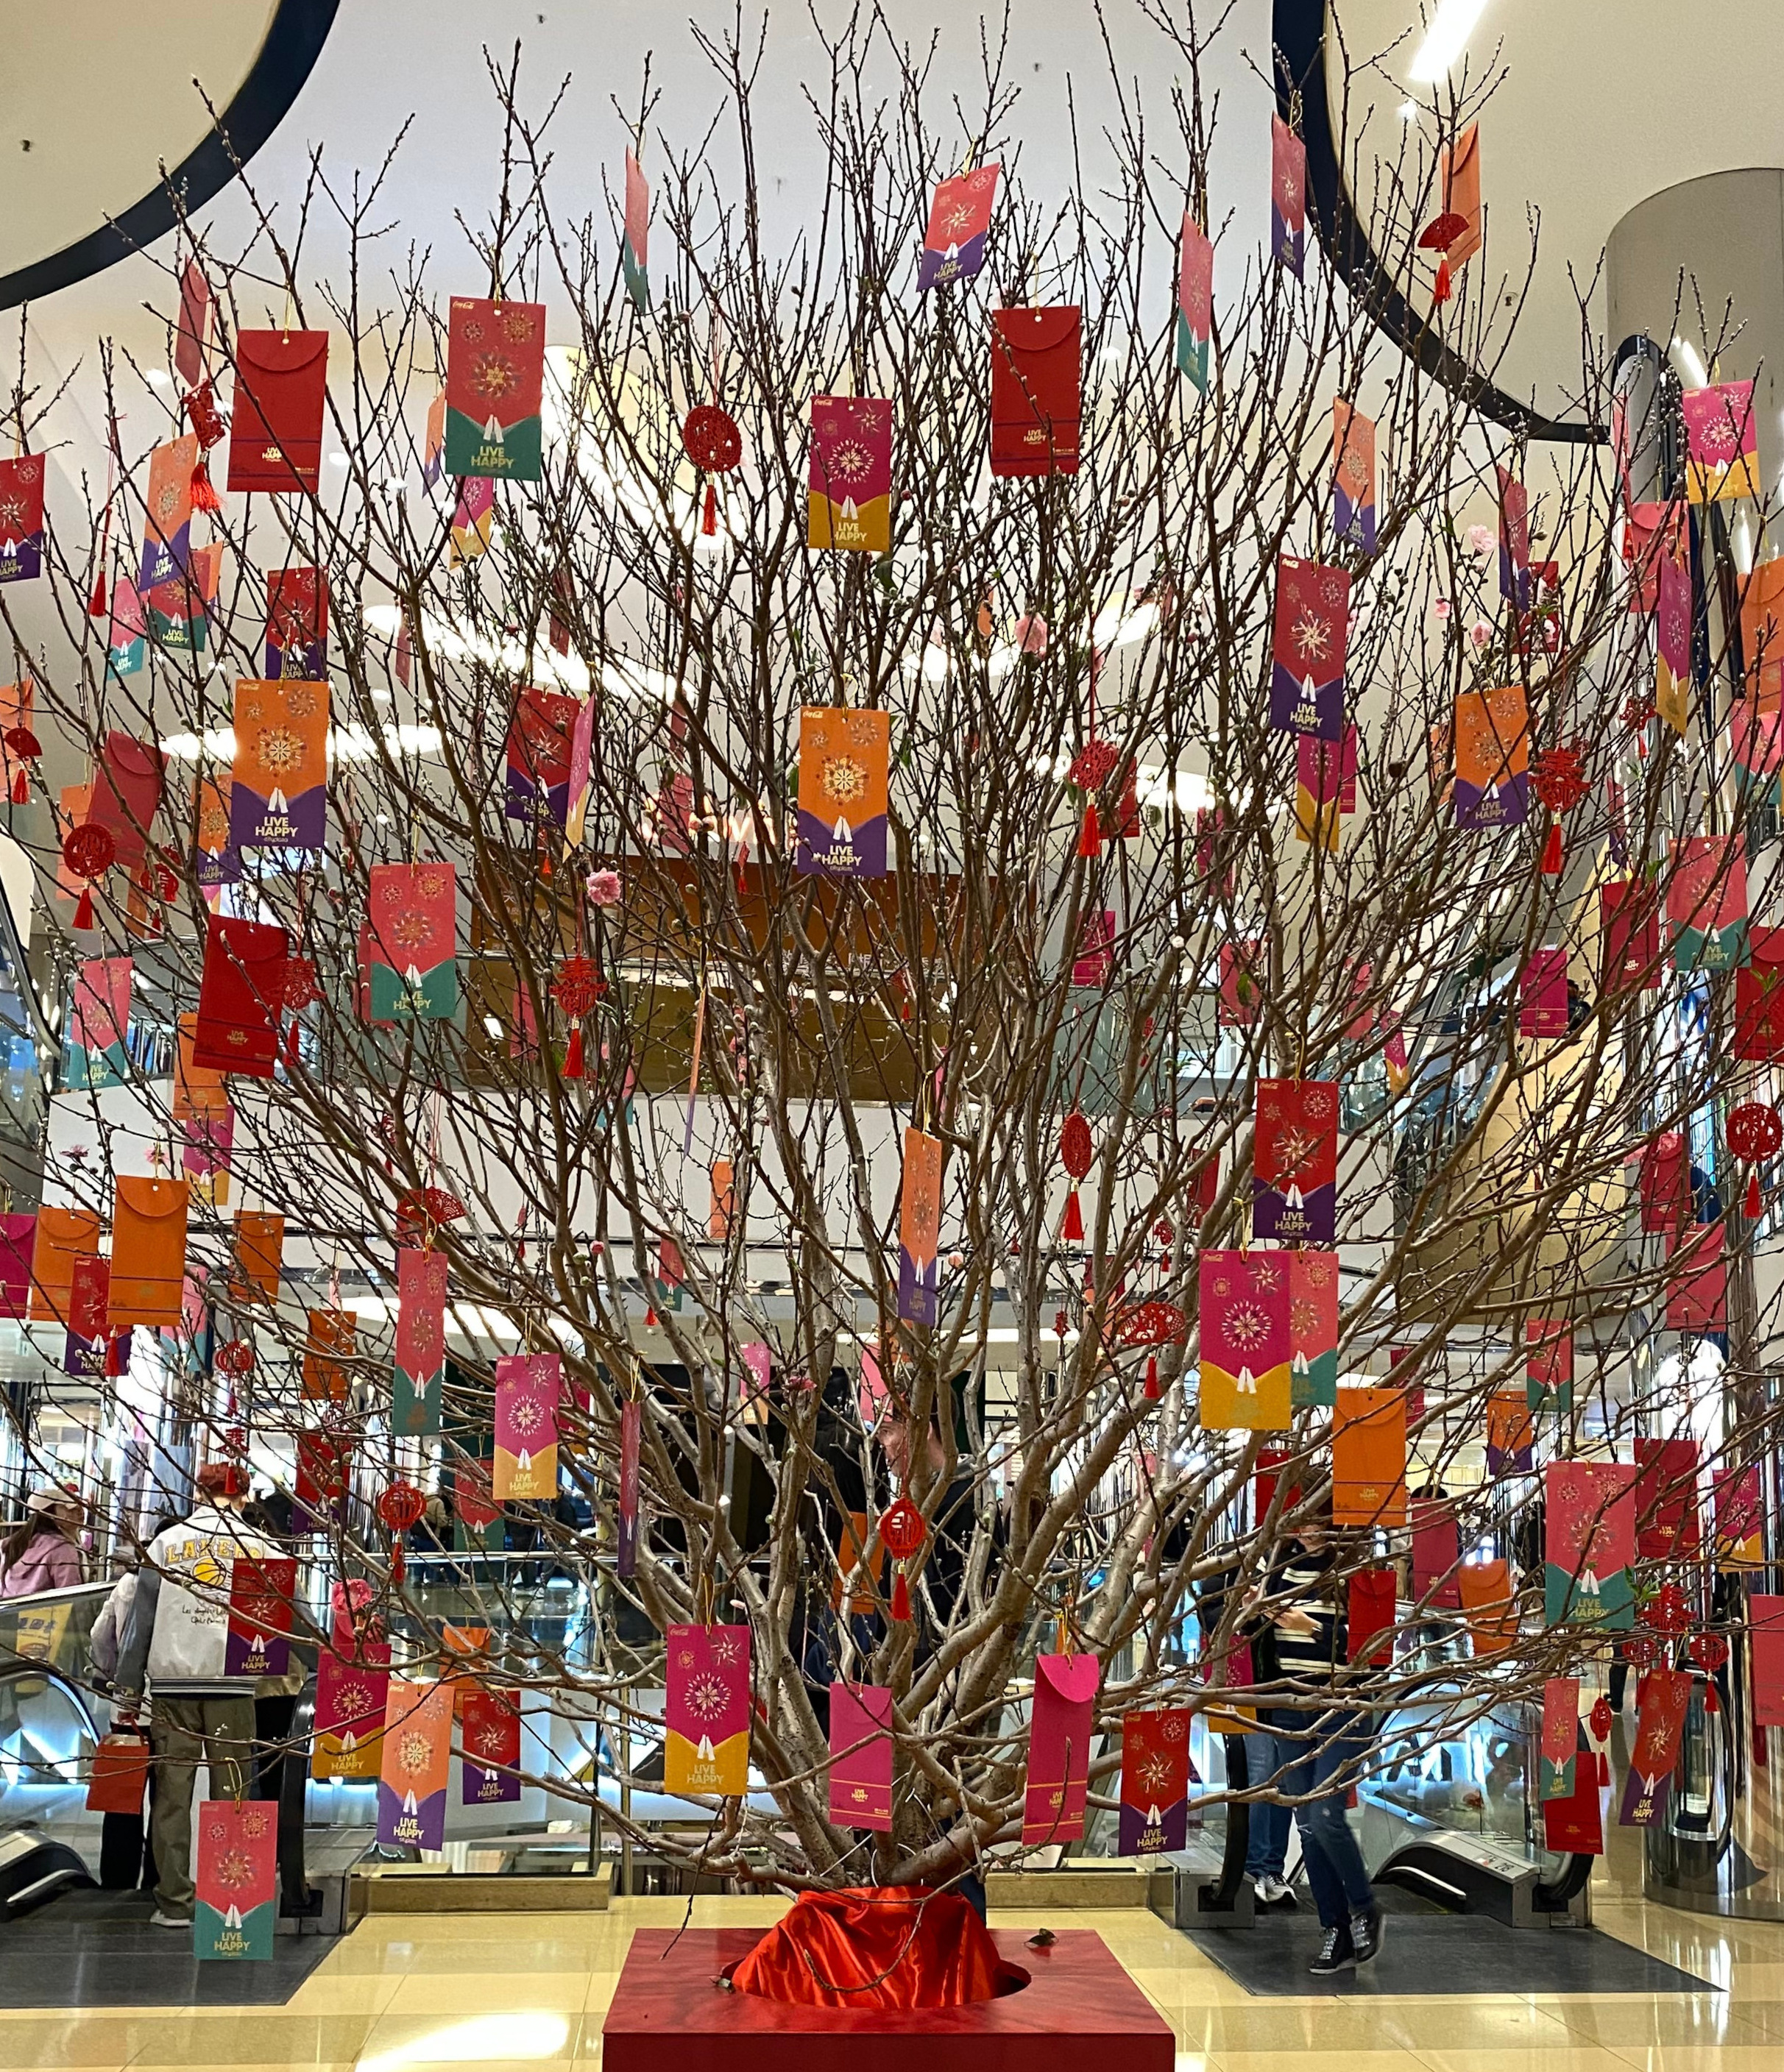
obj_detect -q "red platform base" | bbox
[602,1928,1174,2072]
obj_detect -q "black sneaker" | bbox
[1349,1904,1384,1965]
[1308,1923,1354,1976]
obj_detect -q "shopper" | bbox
[1256,1493,1384,1974]
[0,1486,86,1595]
[113,1464,281,1929]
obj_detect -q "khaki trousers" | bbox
[149,1694,257,1916]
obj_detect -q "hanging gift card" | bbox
[1024,1651,1100,1842]
[194,1798,277,1959]
[1739,557,1784,709]
[175,256,210,386]
[1666,1218,1727,1332]
[1118,1706,1191,1857]
[195,772,241,891]
[66,957,132,1090]
[990,306,1081,477]
[224,1556,297,1678]
[1198,1249,1291,1430]
[1621,1667,1691,1826]
[378,1680,453,1849]
[665,1624,751,1795]
[106,579,146,678]
[149,540,222,653]
[1411,1497,1462,1610]
[461,1687,523,1805]
[623,149,651,311]
[302,1309,355,1402]
[1349,1569,1398,1664]
[1655,507,1691,734]
[1270,556,1349,741]
[1540,1677,1579,1800]
[230,1210,283,1308]
[0,1216,33,1319]
[1599,880,1660,996]
[1292,726,1358,851]
[1453,684,1528,829]
[1634,1437,1700,1558]
[230,680,328,851]
[1288,1247,1339,1408]
[450,474,495,564]
[1439,122,1483,270]
[1732,706,1784,814]
[294,1428,354,1528]
[1497,464,1529,609]
[193,915,289,1076]
[1331,1385,1407,1526]
[564,695,596,845]
[1713,1465,1765,1568]
[227,329,330,495]
[1070,908,1116,986]
[1682,379,1760,504]
[445,297,546,481]
[366,862,459,1021]
[394,1246,448,1437]
[827,1680,893,1830]
[1270,115,1306,277]
[1332,401,1376,551]
[896,1125,943,1327]
[918,161,999,291]
[63,1257,110,1374]
[796,705,889,878]
[31,1206,101,1327]
[314,1642,390,1778]
[807,396,892,552]
[505,686,580,827]
[1253,1077,1337,1242]
[0,455,46,583]
[494,1352,561,1500]
[265,567,328,678]
[1544,1459,1637,1628]
[183,1108,233,1206]
[1484,1393,1535,1475]
[138,435,197,590]
[1668,834,1749,972]
[88,731,166,868]
[617,1398,642,1578]
[1519,948,1568,1039]
[1177,213,1213,389]
[1752,1594,1784,1728]
[109,1177,188,1326]
[1219,939,1264,1026]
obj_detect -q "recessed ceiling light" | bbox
[1408,0,1491,83]
[146,369,171,389]
[1398,101,1417,121]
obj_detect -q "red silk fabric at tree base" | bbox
[727,1889,1027,2009]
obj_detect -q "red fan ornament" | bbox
[551,956,605,1079]
[879,1495,927,1625]
[4,725,39,805]
[1417,208,1468,303]
[1060,1110,1093,1243]
[397,1186,467,1244]
[62,822,117,932]
[377,1481,426,1585]
[682,405,742,536]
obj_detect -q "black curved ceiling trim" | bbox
[0,0,340,312]
[1274,0,1601,446]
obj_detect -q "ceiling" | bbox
[1320,0,1784,430]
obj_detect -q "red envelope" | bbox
[1666,1221,1726,1332]
[0,1214,34,1319]
[227,330,330,495]
[1348,1569,1396,1664]
[1542,1736,1603,1856]
[1023,1651,1100,1842]
[827,1681,894,1831]
[1752,1595,1784,1729]
[193,916,289,1076]
[1634,1438,1700,1558]
[1411,1497,1461,1610]
[87,732,166,868]
[1638,1132,1688,1232]
[990,308,1081,478]
[1735,924,1784,1060]
[176,258,211,388]
[1600,880,1661,995]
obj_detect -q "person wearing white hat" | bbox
[0,1486,85,1597]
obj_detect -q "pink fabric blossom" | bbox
[586,869,623,907]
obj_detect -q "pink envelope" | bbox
[1023,1651,1100,1842]
[828,1681,893,1831]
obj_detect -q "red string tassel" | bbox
[88,567,107,620]
[285,1018,302,1065]
[702,481,718,536]
[1061,1187,1084,1243]
[1705,1682,1720,1714]
[1077,801,1102,859]
[1746,1169,1763,1220]
[644,1305,658,1327]
[10,770,25,806]
[564,1022,584,1079]
[190,458,222,514]
[1434,258,1452,304]
[1541,823,1562,875]
[1144,1356,1161,1401]
[891,1569,911,1623]
[73,886,94,930]
[391,1541,406,1586]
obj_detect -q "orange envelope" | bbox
[1740,558,1784,712]
[29,1205,102,1324]
[1331,1385,1406,1526]
[1439,122,1482,269]
[110,1177,190,1326]
[174,1012,230,1121]
[56,784,92,902]
[1459,1559,1518,1656]
[230,1212,285,1307]
[302,1309,356,1402]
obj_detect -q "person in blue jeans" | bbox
[1255,1497,1383,1974]
[1243,1728,1296,1905]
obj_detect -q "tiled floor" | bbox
[1,1890,1779,2072]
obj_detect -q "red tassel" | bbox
[702,482,718,536]
[1746,1170,1763,1219]
[891,1569,911,1624]
[88,568,107,619]
[73,886,94,930]
[1541,823,1562,875]
[1077,801,1102,859]
[1144,1356,1161,1400]
[1062,1188,1084,1243]
[391,1541,406,1586]
[644,1305,658,1327]
[190,458,222,514]
[564,1022,585,1079]
[1705,1682,1720,1714]
[1434,258,1452,304]
[10,770,25,806]
[285,1018,302,1065]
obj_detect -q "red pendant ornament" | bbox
[377,1481,426,1586]
[4,725,38,805]
[1589,1693,1613,1742]
[216,1338,255,1376]
[1061,1110,1093,1243]
[682,405,742,472]
[63,821,117,932]
[1727,1101,1783,1161]
[879,1495,927,1625]
[552,956,603,1081]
